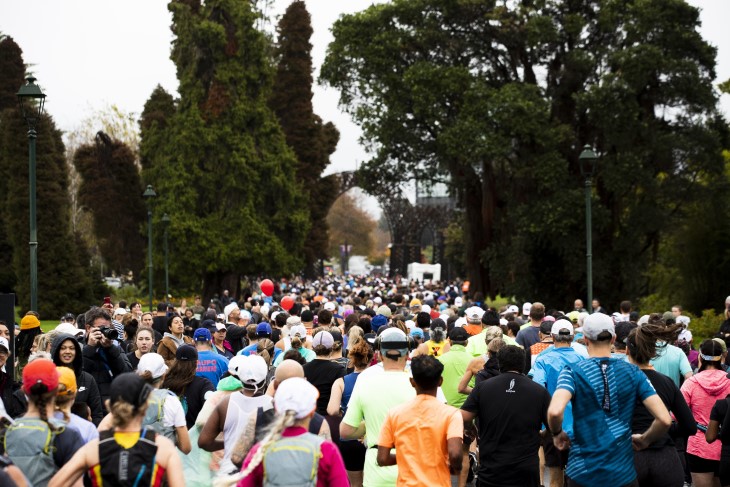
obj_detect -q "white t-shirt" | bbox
[162,393,187,428]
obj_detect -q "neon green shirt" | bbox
[437,344,472,408]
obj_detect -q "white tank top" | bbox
[218,393,273,475]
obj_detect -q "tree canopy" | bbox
[321,0,728,309]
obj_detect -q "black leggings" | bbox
[633,445,685,487]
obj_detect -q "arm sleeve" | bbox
[446,409,464,440]
[671,384,698,438]
[377,413,395,448]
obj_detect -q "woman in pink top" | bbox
[217,377,348,487]
[680,339,730,487]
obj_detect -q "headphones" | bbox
[374,332,416,357]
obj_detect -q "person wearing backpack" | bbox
[219,377,348,487]
[48,372,184,487]
[4,359,84,487]
[97,352,191,454]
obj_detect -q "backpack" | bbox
[262,432,324,487]
[142,388,178,442]
[4,417,64,487]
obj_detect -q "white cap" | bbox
[465,306,485,323]
[456,317,467,327]
[499,318,508,327]
[421,304,431,314]
[290,325,307,338]
[373,297,382,305]
[287,316,303,327]
[676,315,690,328]
[224,302,239,319]
[637,314,650,326]
[113,307,127,317]
[551,319,574,336]
[217,313,226,322]
[0,337,8,352]
[678,329,693,343]
[274,377,318,419]
[55,322,84,337]
[230,355,268,386]
[324,302,336,312]
[582,313,616,340]
[137,353,168,380]
[523,302,532,315]
[507,305,519,314]
[215,323,227,331]
[454,297,463,307]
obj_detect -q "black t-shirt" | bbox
[633,369,696,448]
[461,372,550,485]
[710,395,730,459]
[152,316,167,339]
[303,359,346,416]
[126,352,140,371]
[183,376,215,428]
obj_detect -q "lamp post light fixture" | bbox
[143,185,157,311]
[17,76,46,313]
[578,144,599,314]
[161,213,170,300]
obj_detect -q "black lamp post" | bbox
[579,145,598,313]
[161,213,170,300]
[17,76,46,313]
[143,185,157,311]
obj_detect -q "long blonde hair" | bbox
[214,410,298,487]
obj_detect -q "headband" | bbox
[700,353,722,362]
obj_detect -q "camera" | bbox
[98,326,119,341]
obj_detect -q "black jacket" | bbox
[475,357,501,386]
[51,333,105,424]
[82,339,131,405]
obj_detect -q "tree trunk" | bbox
[202,271,241,304]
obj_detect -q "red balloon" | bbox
[281,295,295,311]
[260,279,274,297]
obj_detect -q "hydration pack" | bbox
[4,417,64,487]
[142,388,177,442]
[262,432,323,487]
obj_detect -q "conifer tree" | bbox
[270,0,339,278]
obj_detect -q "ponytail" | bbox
[214,410,298,487]
[29,387,58,433]
[291,335,303,350]
[627,323,682,365]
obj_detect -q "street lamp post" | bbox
[579,145,598,314]
[143,185,157,311]
[17,77,46,313]
[161,213,170,300]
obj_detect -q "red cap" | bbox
[22,359,59,395]
[430,309,440,320]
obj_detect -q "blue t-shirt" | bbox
[196,349,229,387]
[557,357,656,487]
[530,347,584,437]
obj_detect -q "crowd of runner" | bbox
[1,276,730,487]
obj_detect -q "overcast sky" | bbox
[2,0,729,215]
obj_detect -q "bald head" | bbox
[274,359,304,388]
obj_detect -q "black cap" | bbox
[109,373,152,409]
[615,321,637,344]
[449,327,469,342]
[539,320,554,335]
[430,318,446,330]
[301,310,314,323]
[176,344,198,361]
[330,329,343,344]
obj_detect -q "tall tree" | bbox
[1,107,95,316]
[270,1,340,278]
[322,0,726,306]
[326,192,375,258]
[0,36,26,292]
[139,85,176,171]
[73,132,146,277]
[139,0,310,299]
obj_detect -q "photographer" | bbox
[82,307,132,409]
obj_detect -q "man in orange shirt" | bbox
[377,355,463,486]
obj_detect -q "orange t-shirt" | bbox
[378,394,463,487]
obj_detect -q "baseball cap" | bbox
[312,331,334,349]
[230,355,268,386]
[57,366,77,396]
[215,323,227,332]
[567,311,580,323]
[539,320,554,335]
[241,310,252,321]
[679,329,693,344]
[137,353,168,380]
[323,301,336,312]
[376,305,392,318]
[0,337,8,354]
[454,297,463,308]
[379,327,409,357]
[55,322,84,338]
[522,302,532,315]
[290,324,307,338]
[449,327,469,342]
[550,319,575,337]
[274,377,319,419]
[421,304,432,314]
[712,337,726,352]
[22,358,58,395]
[176,344,198,361]
[465,306,485,324]
[676,315,690,328]
[506,305,519,314]
[582,313,616,340]
[286,316,302,327]
[409,298,422,308]
[216,313,226,322]
[615,321,637,344]
[194,328,212,341]
[256,322,272,336]
[113,308,127,317]
[637,315,650,326]
[410,328,424,339]
[371,314,388,332]
[109,372,153,409]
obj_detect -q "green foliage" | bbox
[73,132,146,276]
[687,309,723,343]
[140,0,310,299]
[138,85,175,171]
[322,0,727,307]
[270,1,339,278]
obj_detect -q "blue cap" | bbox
[371,314,388,332]
[194,328,212,341]
[410,328,424,339]
[256,322,272,336]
